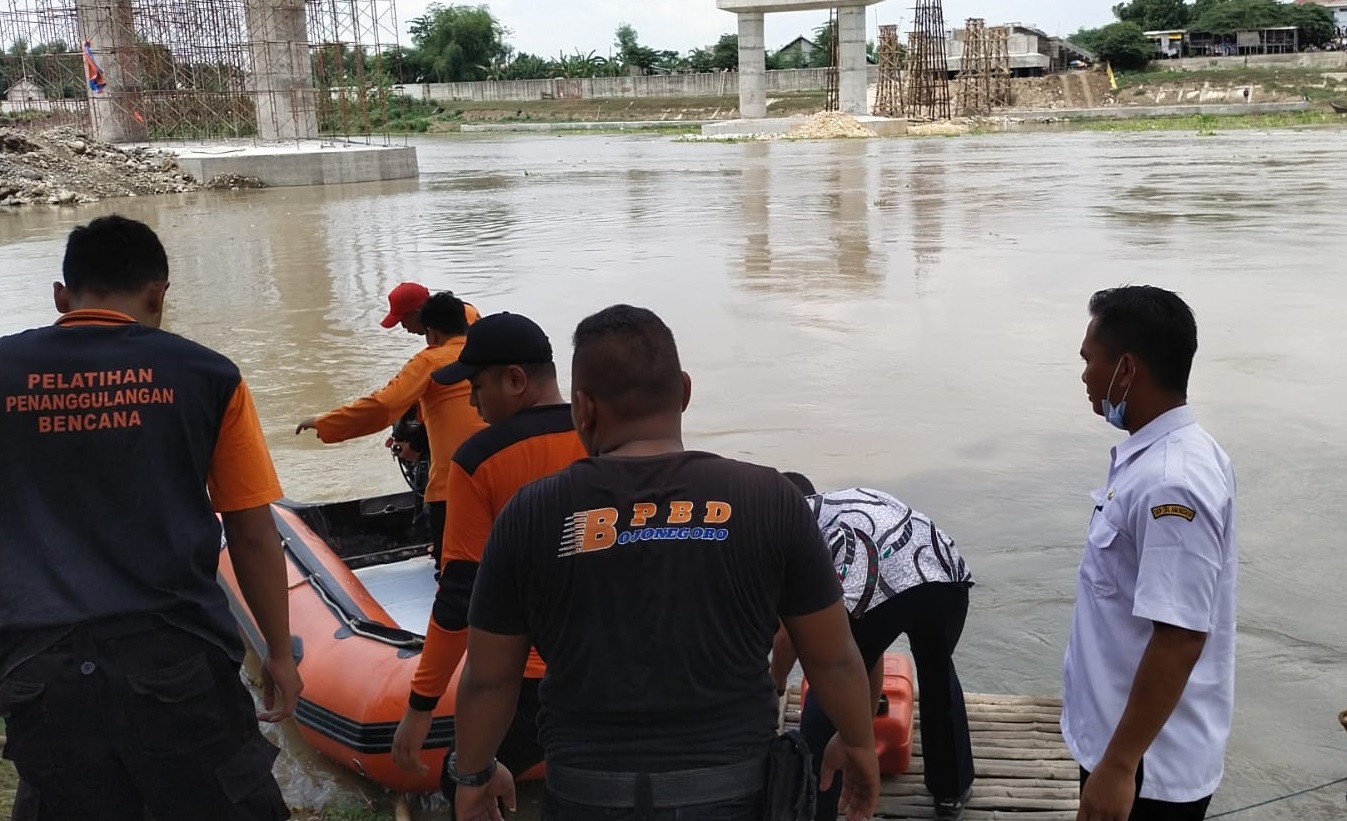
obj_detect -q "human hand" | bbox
[257,653,303,722]
[295,417,318,435]
[455,763,516,821]
[1077,757,1136,821]
[820,732,880,821]
[391,706,433,775]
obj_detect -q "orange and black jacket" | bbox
[313,337,486,503]
[409,403,587,709]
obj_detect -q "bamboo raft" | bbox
[782,686,1081,820]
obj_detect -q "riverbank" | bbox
[0,127,202,208]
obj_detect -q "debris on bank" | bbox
[787,112,878,139]
[0,127,199,209]
[205,174,266,191]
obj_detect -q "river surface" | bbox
[2,129,1345,818]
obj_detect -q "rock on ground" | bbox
[0,126,200,209]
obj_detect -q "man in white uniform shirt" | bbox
[1064,286,1237,821]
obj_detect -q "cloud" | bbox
[393,0,1115,57]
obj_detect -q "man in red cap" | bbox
[382,282,480,335]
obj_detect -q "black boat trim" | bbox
[271,501,426,651]
[294,698,456,754]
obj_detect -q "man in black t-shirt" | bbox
[447,305,881,821]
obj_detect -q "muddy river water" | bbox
[2,129,1345,818]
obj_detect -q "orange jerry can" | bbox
[800,652,914,776]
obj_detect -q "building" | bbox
[946,23,1093,76]
[4,77,46,104]
[777,35,818,64]
[1295,0,1347,28]
[1145,29,1187,59]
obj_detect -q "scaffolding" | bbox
[957,17,991,117]
[874,23,903,118]
[989,24,1012,107]
[905,0,950,121]
[824,9,838,112]
[0,0,401,141]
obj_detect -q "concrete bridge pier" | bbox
[718,0,885,118]
[76,0,149,143]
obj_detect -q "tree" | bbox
[407,4,509,83]
[711,33,739,70]
[614,23,661,74]
[1281,3,1336,46]
[1094,21,1154,69]
[1112,0,1190,31]
[1068,26,1107,55]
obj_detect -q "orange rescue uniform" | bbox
[313,337,485,503]
[410,404,587,705]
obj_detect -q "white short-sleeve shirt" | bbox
[1061,406,1238,803]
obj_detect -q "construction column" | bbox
[736,12,767,119]
[75,0,148,143]
[837,4,868,115]
[245,0,319,141]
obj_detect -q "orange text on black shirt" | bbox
[560,502,734,557]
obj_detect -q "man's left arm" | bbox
[454,497,536,819]
[1081,485,1223,819]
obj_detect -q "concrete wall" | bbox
[175,145,418,188]
[395,67,880,104]
[1151,52,1347,71]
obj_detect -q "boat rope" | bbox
[1206,775,1347,818]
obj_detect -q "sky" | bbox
[392,0,1118,58]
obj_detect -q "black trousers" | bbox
[1080,763,1213,821]
[440,677,545,799]
[0,619,288,821]
[800,582,975,821]
[428,499,447,572]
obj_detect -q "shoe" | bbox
[934,786,971,821]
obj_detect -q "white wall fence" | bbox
[395,67,882,104]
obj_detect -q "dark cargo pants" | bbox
[0,618,288,821]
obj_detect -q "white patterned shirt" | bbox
[807,488,973,616]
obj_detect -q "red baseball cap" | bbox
[380,282,431,328]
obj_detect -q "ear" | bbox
[144,281,169,323]
[505,364,529,396]
[680,371,692,413]
[571,389,595,434]
[53,281,71,314]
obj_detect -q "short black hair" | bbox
[62,215,169,295]
[1089,286,1197,394]
[419,292,468,336]
[572,305,683,419]
[782,471,816,496]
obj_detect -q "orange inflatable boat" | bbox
[217,491,545,793]
[219,491,915,792]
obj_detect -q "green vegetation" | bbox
[371,92,827,133]
[1070,0,1338,55]
[1079,109,1339,132]
[387,4,881,84]
[1093,23,1156,70]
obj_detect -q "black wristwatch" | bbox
[447,752,498,787]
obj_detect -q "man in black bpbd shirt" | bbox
[446,305,881,821]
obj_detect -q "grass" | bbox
[400,92,829,132]
[1079,109,1341,133]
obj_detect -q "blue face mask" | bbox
[1101,359,1130,430]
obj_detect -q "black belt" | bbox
[546,757,766,810]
